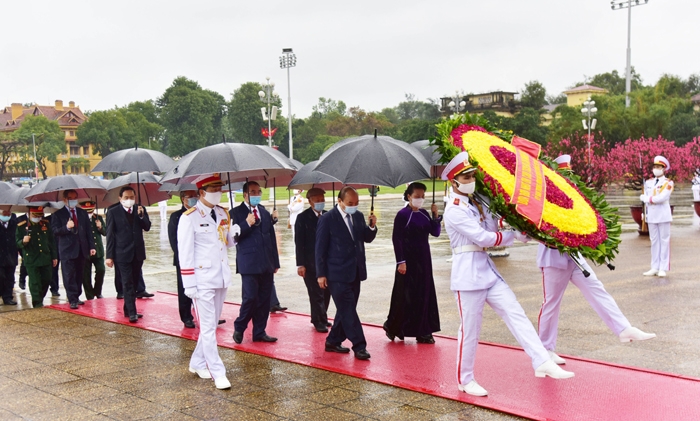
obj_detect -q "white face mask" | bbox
[456,181,476,195]
[30,216,42,223]
[652,168,664,177]
[410,197,425,208]
[204,191,222,206]
[120,199,135,209]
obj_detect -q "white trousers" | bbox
[454,281,549,385]
[190,288,227,379]
[538,260,630,351]
[648,222,671,271]
[159,204,167,220]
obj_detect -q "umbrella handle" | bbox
[272,178,278,223]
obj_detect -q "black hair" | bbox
[242,181,260,194]
[338,186,357,200]
[62,189,77,199]
[403,182,427,202]
[119,186,135,198]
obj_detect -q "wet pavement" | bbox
[1,187,699,420]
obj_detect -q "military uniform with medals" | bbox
[16,207,57,308]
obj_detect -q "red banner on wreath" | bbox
[510,136,546,228]
[261,128,278,138]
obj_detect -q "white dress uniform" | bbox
[178,200,237,380]
[536,245,631,351]
[445,195,550,386]
[643,173,673,272]
[288,192,304,240]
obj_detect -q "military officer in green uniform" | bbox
[16,207,57,308]
[80,201,106,299]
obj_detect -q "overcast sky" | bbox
[2,0,698,117]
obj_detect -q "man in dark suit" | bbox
[79,201,105,300]
[295,188,331,332]
[316,186,377,360]
[51,190,96,309]
[0,209,19,305]
[105,186,151,323]
[168,189,197,328]
[230,181,280,344]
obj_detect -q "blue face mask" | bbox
[249,195,262,206]
[313,202,325,212]
[344,205,358,215]
[186,197,198,208]
[68,200,78,208]
[0,215,10,222]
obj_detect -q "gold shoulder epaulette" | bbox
[17,221,26,226]
[184,207,197,215]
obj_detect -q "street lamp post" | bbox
[581,96,598,178]
[611,0,649,108]
[279,48,297,159]
[31,133,38,180]
[448,91,467,115]
[258,77,278,148]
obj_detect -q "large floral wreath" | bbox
[431,113,621,266]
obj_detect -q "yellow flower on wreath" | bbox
[461,131,598,236]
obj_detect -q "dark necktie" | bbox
[128,208,132,214]
[210,209,216,222]
[346,214,354,240]
[71,209,78,228]
[253,208,259,222]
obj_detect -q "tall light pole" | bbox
[258,77,278,148]
[31,133,38,180]
[448,91,467,115]
[279,48,296,159]
[581,96,598,178]
[611,0,649,108]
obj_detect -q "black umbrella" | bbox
[104,172,171,207]
[91,145,175,203]
[158,183,198,193]
[0,187,63,214]
[313,131,431,213]
[0,182,19,192]
[288,160,371,200]
[24,175,107,202]
[411,140,447,204]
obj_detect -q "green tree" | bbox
[296,135,342,163]
[664,113,700,146]
[501,107,549,145]
[77,106,164,157]
[13,116,67,179]
[312,97,347,118]
[0,132,20,180]
[394,94,441,120]
[227,82,283,146]
[158,77,226,157]
[576,69,643,95]
[520,81,547,110]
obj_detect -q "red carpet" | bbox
[49,293,700,421]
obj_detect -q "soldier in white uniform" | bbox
[442,152,573,397]
[537,155,656,365]
[178,174,240,390]
[640,156,673,277]
[288,189,304,240]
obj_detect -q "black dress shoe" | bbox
[326,321,332,327]
[77,300,85,305]
[383,322,395,341]
[314,323,329,333]
[95,295,103,299]
[3,300,17,305]
[325,342,350,354]
[125,314,143,319]
[253,334,278,343]
[232,331,243,344]
[51,292,60,297]
[69,302,78,309]
[417,335,435,344]
[270,304,287,313]
[218,319,226,325]
[184,320,196,328]
[354,349,371,360]
[116,294,124,299]
[19,283,26,290]
[129,315,138,323]
[136,291,155,298]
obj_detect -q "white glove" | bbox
[231,224,241,236]
[639,194,649,204]
[184,287,198,300]
[513,231,530,243]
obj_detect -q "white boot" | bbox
[458,380,488,397]
[548,350,566,365]
[643,269,658,276]
[188,367,211,379]
[619,326,656,342]
[535,360,575,379]
[214,376,231,390]
[657,270,667,277]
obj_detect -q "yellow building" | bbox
[562,85,608,107]
[692,93,700,113]
[440,91,519,117]
[0,100,101,178]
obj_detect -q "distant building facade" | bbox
[562,85,608,107]
[440,91,519,117]
[0,100,100,178]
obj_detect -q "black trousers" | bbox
[326,273,366,352]
[50,260,60,294]
[61,256,85,304]
[0,265,16,302]
[175,264,193,323]
[19,263,27,286]
[116,259,143,317]
[234,272,274,339]
[303,271,330,325]
[114,266,146,295]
